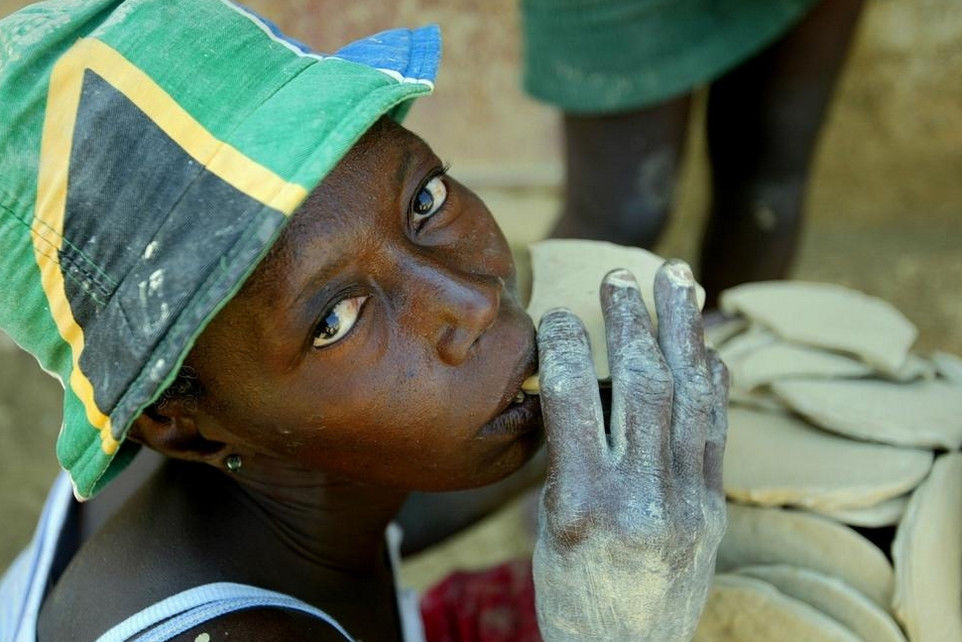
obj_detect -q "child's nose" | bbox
[428,271,502,366]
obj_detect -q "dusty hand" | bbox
[532,261,729,641]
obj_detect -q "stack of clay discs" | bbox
[692,281,962,642]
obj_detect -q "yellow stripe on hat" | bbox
[34,38,308,456]
[61,38,308,214]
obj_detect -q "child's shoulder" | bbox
[36,493,357,641]
[36,485,216,640]
[36,461,241,640]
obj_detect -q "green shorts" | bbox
[522,0,819,114]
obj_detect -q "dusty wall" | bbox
[2,0,961,223]
[233,0,962,225]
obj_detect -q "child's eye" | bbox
[313,296,368,348]
[411,175,447,226]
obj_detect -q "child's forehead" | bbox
[237,120,432,297]
[342,117,434,171]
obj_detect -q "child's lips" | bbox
[476,392,541,438]
[476,332,538,436]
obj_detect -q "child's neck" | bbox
[222,456,409,573]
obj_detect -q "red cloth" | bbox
[420,559,542,642]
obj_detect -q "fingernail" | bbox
[540,307,578,329]
[604,268,639,289]
[664,260,694,286]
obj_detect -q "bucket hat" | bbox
[0,0,440,498]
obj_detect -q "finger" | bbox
[704,349,730,496]
[537,309,607,482]
[654,260,712,482]
[600,269,672,476]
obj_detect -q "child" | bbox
[0,1,728,640]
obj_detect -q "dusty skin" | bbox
[533,263,729,640]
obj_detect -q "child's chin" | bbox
[478,425,544,483]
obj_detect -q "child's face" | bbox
[181,117,542,490]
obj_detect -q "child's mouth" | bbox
[477,392,541,438]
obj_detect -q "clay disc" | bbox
[888,353,935,382]
[736,565,906,642]
[704,315,748,349]
[728,388,787,413]
[526,239,704,380]
[693,574,859,641]
[724,407,933,511]
[719,281,916,375]
[716,327,778,366]
[932,350,962,384]
[772,378,962,450]
[728,342,872,391]
[815,494,909,528]
[717,503,894,608]
[892,453,962,642]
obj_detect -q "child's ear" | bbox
[128,398,230,463]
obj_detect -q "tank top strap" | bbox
[95,582,354,642]
[0,470,75,642]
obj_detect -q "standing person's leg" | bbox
[552,96,691,248]
[700,0,865,306]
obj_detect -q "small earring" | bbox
[224,453,242,472]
